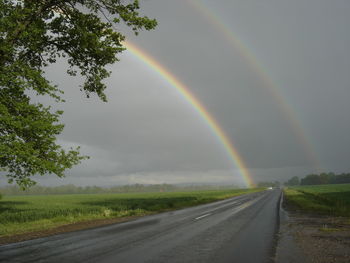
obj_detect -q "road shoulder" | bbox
[275,193,350,263]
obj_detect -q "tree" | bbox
[285,176,300,186]
[334,173,350,184]
[319,172,335,184]
[300,174,322,185]
[0,0,157,188]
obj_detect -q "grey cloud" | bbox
[16,0,350,186]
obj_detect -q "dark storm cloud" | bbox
[18,0,350,186]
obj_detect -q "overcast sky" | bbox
[6,0,350,187]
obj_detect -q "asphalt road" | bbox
[0,189,281,263]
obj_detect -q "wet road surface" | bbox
[0,189,281,263]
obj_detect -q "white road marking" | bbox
[231,193,267,215]
[194,193,266,220]
[195,213,211,220]
[202,201,239,215]
[231,203,251,215]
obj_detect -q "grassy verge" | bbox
[283,184,350,217]
[0,188,262,237]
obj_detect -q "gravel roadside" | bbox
[275,193,350,263]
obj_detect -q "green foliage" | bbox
[300,172,350,185]
[285,176,300,186]
[0,188,262,236]
[0,1,157,188]
[0,183,242,195]
[284,184,350,216]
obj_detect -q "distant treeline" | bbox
[285,173,350,186]
[256,181,280,188]
[0,184,241,196]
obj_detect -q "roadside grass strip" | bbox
[0,188,263,237]
[284,184,350,217]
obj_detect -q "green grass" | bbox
[284,184,350,216]
[0,188,262,237]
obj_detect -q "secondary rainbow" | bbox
[123,41,254,187]
[189,1,322,172]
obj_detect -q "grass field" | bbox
[283,184,350,217]
[0,188,262,237]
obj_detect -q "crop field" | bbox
[0,188,261,237]
[284,184,350,216]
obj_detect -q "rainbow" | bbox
[189,1,322,172]
[123,41,254,187]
